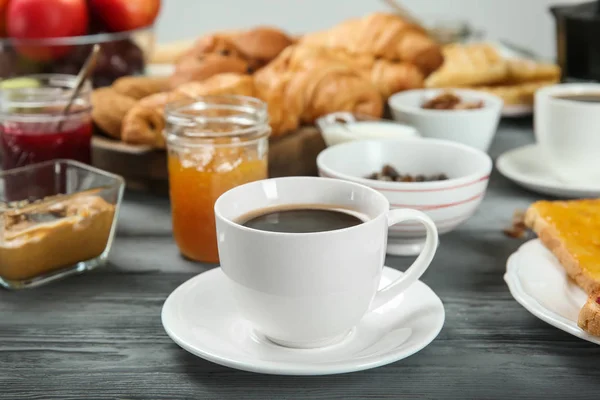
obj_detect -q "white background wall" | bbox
[156,0,581,60]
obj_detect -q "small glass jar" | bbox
[0,74,93,170]
[165,95,270,263]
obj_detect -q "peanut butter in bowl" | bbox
[0,192,116,283]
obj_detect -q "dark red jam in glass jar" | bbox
[0,74,93,170]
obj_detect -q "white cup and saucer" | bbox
[497,83,600,198]
[161,177,445,375]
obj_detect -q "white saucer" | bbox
[504,239,600,345]
[496,144,600,198]
[162,266,445,375]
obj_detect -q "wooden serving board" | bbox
[92,126,326,195]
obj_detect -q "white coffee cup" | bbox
[214,176,438,349]
[535,83,600,184]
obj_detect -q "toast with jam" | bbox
[525,199,600,337]
[578,291,600,337]
[525,199,600,294]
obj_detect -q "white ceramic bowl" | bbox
[317,138,492,255]
[316,112,419,147]
[388,89,503,152]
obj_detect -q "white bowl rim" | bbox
[315,113,418,132]
[316,138,493,190]
[388,88,504,116]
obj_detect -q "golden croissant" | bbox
[119,60,383,147]
[112,76,171,100]
[121,74,256,148]
[91,87,137,140]
[275,45,425,98]
[254,46,383,134]
[300,12,443,75]
[170,27,295,88]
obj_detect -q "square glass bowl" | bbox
[0,160,124,289]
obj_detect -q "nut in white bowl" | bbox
[317,138,492,256]
[388,89,503,152]
[316,112,419,147]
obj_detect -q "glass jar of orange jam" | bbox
[165,96,270,263]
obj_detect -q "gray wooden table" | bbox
[2,119,599,400]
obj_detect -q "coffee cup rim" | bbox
[214,176,390,237]
[537,83,600,107]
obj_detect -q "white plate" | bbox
[162,266,445,375]
[496,144,600,198]
[504,239,600,345]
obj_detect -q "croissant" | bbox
[254,47,383,135]
[121,91,189,148]
[175,73,256,98]
[91,87,137,140]
[300,12,443,75]
[178,33,244,63]
[121,74,256,148]
[170,27,294,88]
[169,53,251,88]
[179,27,293,64]
[112,76,171,100]
[278,45,424,98]
[228,27,296,63]
[121,46,384,146]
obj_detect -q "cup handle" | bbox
[369,209,439,311]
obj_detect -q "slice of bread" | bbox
[425,43,508,88]
[578,291,600,336]
[524,200,600,294]
[473,79,558,106]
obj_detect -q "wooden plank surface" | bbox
[1,120,599,399]
[92,127,326,194]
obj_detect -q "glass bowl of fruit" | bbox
[0,0,160,88]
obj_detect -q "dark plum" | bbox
[43,44,90,76]
[92,39,145,87]
[42,39,145,87]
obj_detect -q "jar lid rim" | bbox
[165,95,270,139]
[0,74,93,110]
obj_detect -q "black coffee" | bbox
[239,205,364,233]
[555,93,600,103]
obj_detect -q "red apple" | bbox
[7,0,89,60]
[90,0,161,32]
[0,0,9,37]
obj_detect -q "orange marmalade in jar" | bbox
[165,96,270,263]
